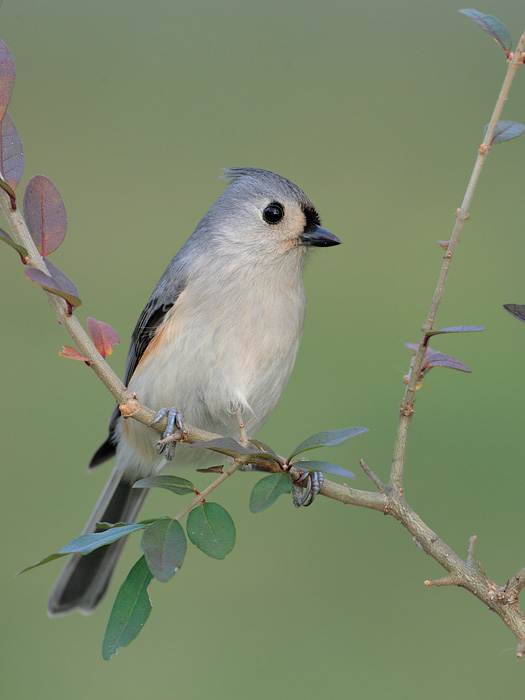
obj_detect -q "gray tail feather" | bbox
[47,468,148,616]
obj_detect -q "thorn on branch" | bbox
[502,568,525,602]
[359,460,386,492]
[466,535,477,568]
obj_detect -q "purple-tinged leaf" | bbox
[0,40,15,122]
[0,113,23,189]
[248,439,283,464]
[0,227,27,262]
[24,264,82,311]
[425,325,484,337]
[289,427,369,460]
[459,10,512,52]
[423,351,471,373]
[187,502,235,559]
[249,473,291,513]
[438,240,450,250]
[87,317,120,358]
[294,460,356,479]
[102,556,153,661]
[141,518,187,582]
[44,259,80,297]
[133,475,195,496]
[503,304,525,322]
[23,175,67,256]
[484,120,525,146]
[190,437,280,461]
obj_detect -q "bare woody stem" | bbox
[390,33,525,492]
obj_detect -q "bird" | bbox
[47,167,341,616]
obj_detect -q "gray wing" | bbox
[89,268,188,469]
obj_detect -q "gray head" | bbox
[190,168,340,261]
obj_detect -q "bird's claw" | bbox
[150,406,185,460]
[291,470,324,507]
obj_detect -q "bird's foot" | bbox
[291,470,324,507]
[150,406,185,460]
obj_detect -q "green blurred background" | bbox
[2,0,525,697]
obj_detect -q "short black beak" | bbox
[300,225,341,247]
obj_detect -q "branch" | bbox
[390,33,525,493]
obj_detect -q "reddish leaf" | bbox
[87,317,120,358]
[59,345,91,362]
[196,466,224,474]
[0,40,15,122]
[0,113,24,189]
[24,263,81,312]
[438,240,450,249]
[23,175,67,256]
[0,227,27,262]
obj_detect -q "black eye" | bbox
[263,202,284,224]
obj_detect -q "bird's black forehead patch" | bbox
[302,204,321,232]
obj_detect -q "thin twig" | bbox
[173,459,244,522]
[359,460,386,492]
[390,34,525,492]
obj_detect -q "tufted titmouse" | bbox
[47,168,340,615]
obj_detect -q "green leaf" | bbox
[425,325,484,337]
[95,519,158,530]
[293,460,355,479]
[187,502,235,559]
[249,473,292,513]
[484,120,525,145]
[17,522,151,574]
[503,303,525,322]
[0,227,27,261]
[289,427,368,459]
[59,522,150,555]
[133,475,195,495]
[141,518,187,582]
[17,552,68,575]
[102,556,153,661]
[459,9,511,51]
